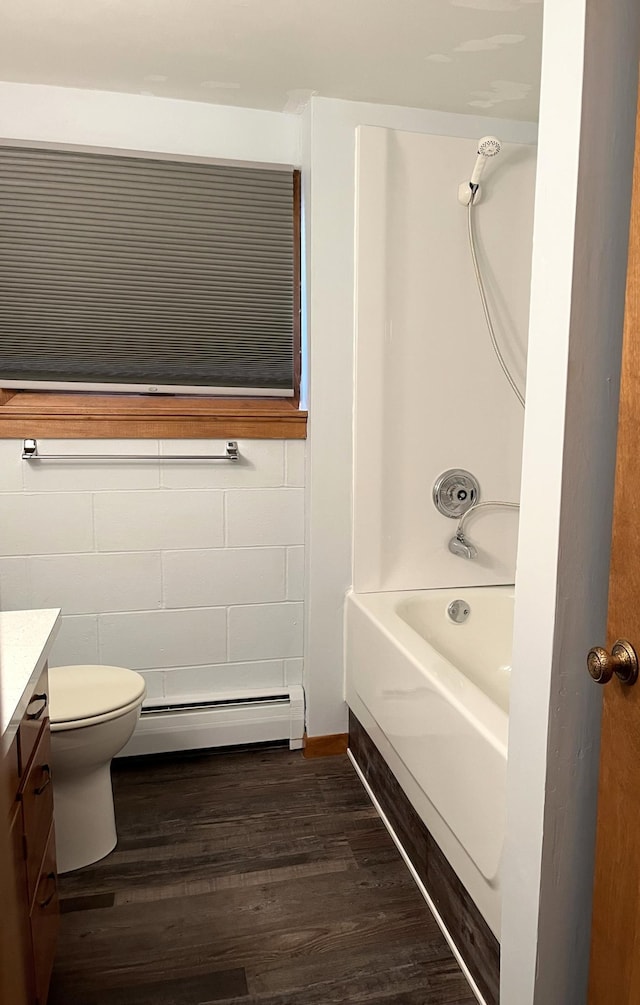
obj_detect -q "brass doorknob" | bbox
[587,639,639,686]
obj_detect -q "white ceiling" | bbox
[0,0,543,121]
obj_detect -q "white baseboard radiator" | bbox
[118,686,305,758]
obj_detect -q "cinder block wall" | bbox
[0,438,305,703]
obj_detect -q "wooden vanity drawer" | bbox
[9,802,33,1005]
[29,826,59,1005]
[2,734,20,819]
[20,727,54,907]
[18,668,49,775]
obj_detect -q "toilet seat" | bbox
[49,665,146,732]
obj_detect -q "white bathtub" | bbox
[345,586,512,937]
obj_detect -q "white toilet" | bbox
[48,664,146,874]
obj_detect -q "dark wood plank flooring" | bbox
[49,747,478,1005]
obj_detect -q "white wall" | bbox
[0,439,305,701]
[0,82,298,165]
[0,82,539,737]
[502,1,640,1002]
[353,125,536,591]
[302,96,537,735]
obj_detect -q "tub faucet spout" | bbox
[449,531,478,560]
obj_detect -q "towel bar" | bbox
[21,438,239,462]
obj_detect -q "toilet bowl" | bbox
[49,665,146,874]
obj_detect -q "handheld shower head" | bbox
[477,136,502,157]
[470,135,502,186]
[457,135,503,206]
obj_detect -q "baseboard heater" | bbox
[117,686,305,758]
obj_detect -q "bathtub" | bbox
[345,586,512,938]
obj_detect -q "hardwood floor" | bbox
[49,747,478,1005]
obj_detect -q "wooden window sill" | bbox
[0,391,307,439]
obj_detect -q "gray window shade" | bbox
[0,146,296,395]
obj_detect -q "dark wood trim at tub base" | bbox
[302,733,349,758]
[348,710,500,1005]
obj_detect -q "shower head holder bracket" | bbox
[458,181,481,206]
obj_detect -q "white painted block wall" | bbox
[0,438,305,703]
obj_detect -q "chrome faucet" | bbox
[448,530,478,560]
[447,500,520,560]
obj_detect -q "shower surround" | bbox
[352,125,536,591]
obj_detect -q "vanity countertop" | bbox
[0,608,61,741]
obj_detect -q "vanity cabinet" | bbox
[5,666,59,1005]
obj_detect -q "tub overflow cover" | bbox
[447,600,471,624]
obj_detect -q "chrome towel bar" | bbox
[22,438,239,462]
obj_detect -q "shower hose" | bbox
[467,201,525,409]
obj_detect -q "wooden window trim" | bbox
[0,390,307,439]
[0,168,304,440]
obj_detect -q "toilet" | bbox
[48,665,146,874]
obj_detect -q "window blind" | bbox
[0,146,296,396]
